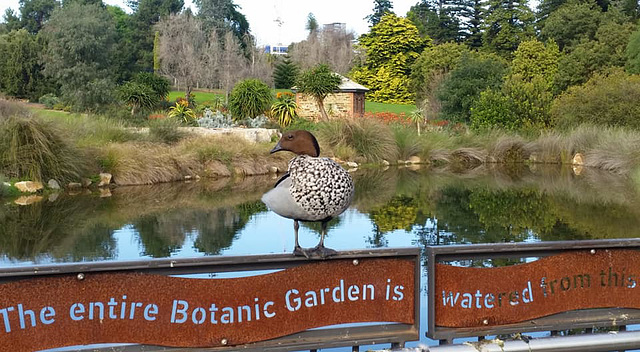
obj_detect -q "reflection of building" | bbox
[264,44,288,55]
[294,75,369,120]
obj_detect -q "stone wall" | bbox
[296,93,354,120]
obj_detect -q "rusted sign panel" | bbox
[0,257,415,351]
[434,248,640,328]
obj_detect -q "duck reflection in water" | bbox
[262,130,355,258]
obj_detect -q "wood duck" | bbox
[261,130,355,258]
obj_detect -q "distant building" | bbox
[293,75,369,120]
[264,44,288,56]
[322,22,346,33]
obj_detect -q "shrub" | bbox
[0,100,30,119]
[38,94,60,109]
[65,78,117,113]
[437,54,507,123]
[0,115,87,182]
[551,70,640,130]
[148,118,185,144]
[119,81,156,116]
[132,72,170,100]
[228,79,273,121]
[198,109,236,128]
[246,115,269,128]
[168,100,196,124]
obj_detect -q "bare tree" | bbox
[156,13,207,99]
[201,30,222,89]
[289,25,355,75]
[220,31,247,99]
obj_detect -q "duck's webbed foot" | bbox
[308,245,338,259]
[293,245,311,258]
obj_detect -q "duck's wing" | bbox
[261,176,309,221]
[273,172,289,188]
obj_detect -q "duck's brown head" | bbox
[270,130,320,157]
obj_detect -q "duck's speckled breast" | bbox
[288,155,354,220]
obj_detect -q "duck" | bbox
[261,130,355,258]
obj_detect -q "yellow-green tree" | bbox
[351,14,428,104]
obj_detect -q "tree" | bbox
[511,39,560,85]
[551,70,640,129]
[296,64,342,121]
[2,9,22,33]
[411,42,470,102]
[156,13,207,99]
[483,0,535,58]
[0,29,50,100]
[553,19,636,93]
[406,0,462,43]
[470,74,554,130]
[18,0,60,33]
[540,1,601,52]
[365,0,395,27]
[41,2,118,111]
[463,0,486,48]
[306,13,318,36]
[273,56,299,89]
[125,0,184,76]
[625,25,640,74]
[289,25,355,75]
[351,14,427,104]
[437,53,507,123]
[195,0,250,47]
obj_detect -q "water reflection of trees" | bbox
[0,176,275,262]
[2,165,640,263]
[355,165,640,251]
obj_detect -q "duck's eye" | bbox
[286,134,294,140]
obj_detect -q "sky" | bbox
[0,0,417,46]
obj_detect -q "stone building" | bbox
[293,75,369,120]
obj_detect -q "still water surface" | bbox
[2,164,640,350]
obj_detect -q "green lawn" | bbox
[168,90,224,103]
[365,101,417,115]
[169,89,416,115]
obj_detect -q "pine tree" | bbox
[407,0,465,43]
[273,56,299,89]
[458,0,485,48]
[365,0,395,27]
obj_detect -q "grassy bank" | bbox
[2,98,640,196]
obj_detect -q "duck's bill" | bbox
[270,142,283,154]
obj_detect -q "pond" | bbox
[2,163,640,350]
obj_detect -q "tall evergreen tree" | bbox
[407,0,469,44]
[195,0,250,42]
[459,0,485,47]
[483,0,535,58]
[273,56,299,89]
[365,0,395,27]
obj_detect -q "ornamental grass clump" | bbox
[316,118,397,163]
[0,113,87,183]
